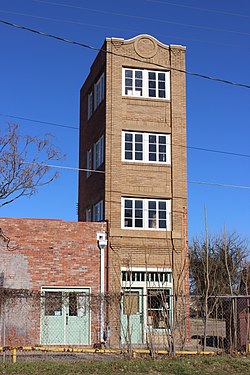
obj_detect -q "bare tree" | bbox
[189,231,248,298]
[0,123,63,207]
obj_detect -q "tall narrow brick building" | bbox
[78,35,189,345]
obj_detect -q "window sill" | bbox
[122,96,170,103]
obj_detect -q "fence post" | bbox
[12,348,17,363]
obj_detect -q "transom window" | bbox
[122,198,171,230]
[122,131,170,164]
[122,68,170,100]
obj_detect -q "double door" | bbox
[41,288,90,345]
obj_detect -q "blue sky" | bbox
[0,0,249,240]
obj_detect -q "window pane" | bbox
[149,89,156,97]
[158,73,165,81]
[69,293,78,316]
[135,143,142,151]
[125,78,132,87]
[159,154,166,162]
[125,218,132,227]
[125,209,132,217]
[135,70,142,78]
[149,153,156,161]
[135,200,142,209]
[159,90,166,98]
[159,201,166,210]
[159,220,166,228]
[135,219,143,227]
[45,292,62,316]
[125,142,132,151]
[159,211,166,219]
[125,70,132,77]
[158,81,165,89]
[125,151,132,160]
[135,134,142,142]
[149,135,156,143]
[159,145,166,153]
[125,133,132,141]
[125,199,132,208]
[135,79,142,88]
[148,72,156,80]
[149,80,156,88]
[135,152,143,160]
[135,207,143,217]
[159,136,166,144]
[148,201,156,209]
[149,144,156,152]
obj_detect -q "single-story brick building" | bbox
[0,218,107,347]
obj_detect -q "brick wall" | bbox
[0,218,105,291]
[0,218,106,346]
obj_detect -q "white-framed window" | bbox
[93,135,104,169]
[93,200,104,222]
[87,91,93,119]
[121,198,171,230]
[122,68,170,100]
[94,73,105,110]
[121,267,172,330]
[86,149,92,178]
[85,208,91,222]
[122,131,171,164]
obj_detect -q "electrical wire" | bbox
[0,113,78,130]
[0,18,250,89]
[145,0,250,19]
[1,112,250,160]
[0,8,242,49]
[23,161,250,190]
[31,0,250,36]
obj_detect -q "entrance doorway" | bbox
[41,287,90,345]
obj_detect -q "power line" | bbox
[0,18,250,89]
[31,0,250,36]
[0,9,242,49]
[145,0,250,19]
[24,160,250,190]
[1,112,250,160]
[0,113,78,130]
[189,181,250,190]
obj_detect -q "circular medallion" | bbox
[134,36,157,58]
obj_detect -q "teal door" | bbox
[41,288,90,345]
[121,289,143,344]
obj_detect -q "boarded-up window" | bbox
[123,291,139,315]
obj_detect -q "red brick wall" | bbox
[0,218,106,291]
[0,218,106,346]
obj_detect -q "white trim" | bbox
[121,197,171,231]
[122,131,171,164]
[121,267,172,272]
[122,68,170,100]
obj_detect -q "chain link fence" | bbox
[0,288,249,356]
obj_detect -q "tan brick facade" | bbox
[79,35,187,281]
[78,35,189,345]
